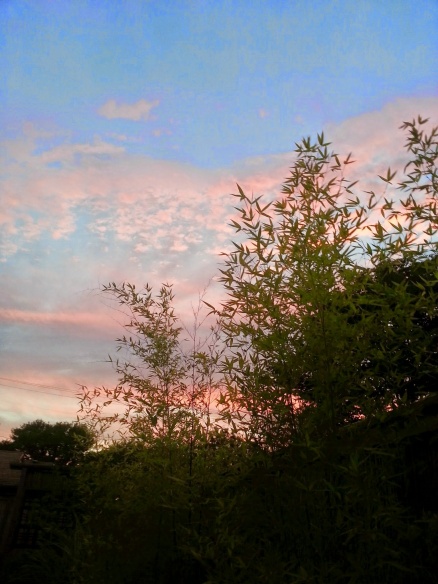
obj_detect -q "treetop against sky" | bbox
[0,0,437,438]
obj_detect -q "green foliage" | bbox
[192,416,438,584]
[344,254,438,403]
[217,116,437,445]
[72,284,226,581]
[40,435,247,584]
[0,439,16,450]
[80,283,223,445]
[7,419,94,464]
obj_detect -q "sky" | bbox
[0,0,437,439]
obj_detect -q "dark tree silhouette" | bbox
[8,419,94,464]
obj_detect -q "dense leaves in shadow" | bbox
[2,420,94,465]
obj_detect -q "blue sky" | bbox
[2,0,436,166]
[0,0,437,437]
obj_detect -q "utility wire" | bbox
[0,377,122,418]
[0,376,79,395]
[0,382,79,400]
[0,381,121,412]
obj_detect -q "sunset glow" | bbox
[1,0,437,438]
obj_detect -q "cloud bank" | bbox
[98,98,160,121]
[0,96,437,438]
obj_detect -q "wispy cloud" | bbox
[325,97,438,192]
[153,128,172,137]
[40,139,125,164]
[2,96,436,269]
[98,98,160,121]
[0,308,110,333]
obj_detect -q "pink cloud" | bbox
[325,97,438,177]
[98,98,160,121]
[0,308,117,337]
[2,96,436,274]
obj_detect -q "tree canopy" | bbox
[3,419,94,464]
[215,117,437,446]
[78,116,437,449]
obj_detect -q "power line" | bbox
[0,376,79,395]
[0,377,123,415]
[0,381,121,411]
[0,382,79,400]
